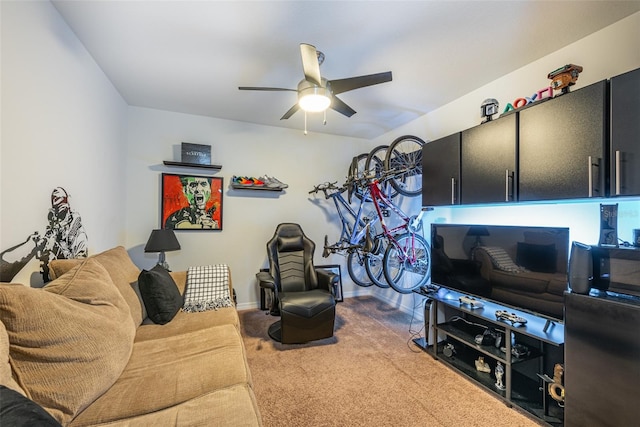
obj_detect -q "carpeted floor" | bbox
[239,295,544,427]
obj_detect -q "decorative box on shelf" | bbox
[163,143,222,170]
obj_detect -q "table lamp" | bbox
[144,229,180,270]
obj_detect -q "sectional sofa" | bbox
[0,246,262,426]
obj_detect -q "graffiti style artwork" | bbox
[0,187,88,282]
[161,174,223,230]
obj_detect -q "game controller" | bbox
[495,310,527,326]
[459,295,484,309]
[420,284,440,294]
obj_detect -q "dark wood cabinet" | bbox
[461,114,517,204]
[422,133,460,206]
[564,291,640,427]
[518,80,608,201]
[610,67,640,196]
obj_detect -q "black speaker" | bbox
[568,241,593,294]
[423,298,433,346]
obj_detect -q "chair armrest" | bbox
[316,268,339,293]
[257,271,280,314]
[256,271,276,290]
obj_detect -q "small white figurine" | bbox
[495,361,506,390]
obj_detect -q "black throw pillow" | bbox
[138,265,182,324]
[0,385,62,426]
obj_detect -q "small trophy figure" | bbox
[474,356,491,373]
[494,361,506,390]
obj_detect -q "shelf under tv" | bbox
[163,160,222,170]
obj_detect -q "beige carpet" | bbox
[239,296,544,427]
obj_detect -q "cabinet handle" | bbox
[588,156,601,198]
[588,156,593,197]
[615,150,621,196]
[451,178,456,205]
[505,169,512,202]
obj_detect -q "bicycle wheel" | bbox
[347,250,375,287]
[348,153,369,201]
[364,145,399,199]
[383,232,430,293]
[364,239,389,288]
[384,135,425,197]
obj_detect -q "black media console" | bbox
[414,286,565,426]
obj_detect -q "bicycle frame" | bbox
[367,178,426,260]
[324,185,380,251]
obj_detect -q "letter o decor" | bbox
[513,98,528,109]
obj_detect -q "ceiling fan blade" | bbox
[331,95,356,118]
[238,86,296,91]
[300,43,322,87]
[329,71,392,95]
[280,104,300,120]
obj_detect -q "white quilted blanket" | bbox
[183,265,233,312]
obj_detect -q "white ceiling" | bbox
[51,1,640,140]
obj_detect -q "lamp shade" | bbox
[466,226,490,237]
[144,229,181,253]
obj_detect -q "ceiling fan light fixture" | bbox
[298,86,331,112]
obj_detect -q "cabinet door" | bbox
[519,80,607,201]
[610,67,640,196]
[565,292,640,427]
[460,114,517,204]
[422,133,460,206]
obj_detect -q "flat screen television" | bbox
[431,223,570,321]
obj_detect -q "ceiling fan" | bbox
[239,43,392,123]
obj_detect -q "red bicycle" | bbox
[350,168,431,293]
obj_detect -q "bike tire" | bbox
[364,246,389,288]
[384,135,425,197]
[364,145,399,199]
[383,232,431,293]
[347,250,375,287]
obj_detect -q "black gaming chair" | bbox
[256,223,338,344]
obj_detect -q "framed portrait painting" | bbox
[161,173,223,230]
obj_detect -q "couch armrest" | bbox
[472,247,494,281]
[450,259,482,275]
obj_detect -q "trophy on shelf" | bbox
[474,356,491,373]
[548,64,583,95]
[494,361,506,391]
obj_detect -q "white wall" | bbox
[1,1,128,286]
[369,12,640,313]
[124,107,373,308]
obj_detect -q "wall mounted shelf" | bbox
[229,184,283,192]
[163,160,222,170]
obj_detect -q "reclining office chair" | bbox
[256,223,338,344]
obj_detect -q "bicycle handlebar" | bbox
[309,181,346,198]
[347,167,409,187]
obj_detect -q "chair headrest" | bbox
[278,235,304,252]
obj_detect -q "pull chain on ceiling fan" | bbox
[239,43,392,134]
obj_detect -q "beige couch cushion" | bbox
[0,321,25,396]
[48,258,84,280]
[70,383,262,427]
[70,324,252,426]
[0,258,136,425]
[49,247,145,327]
